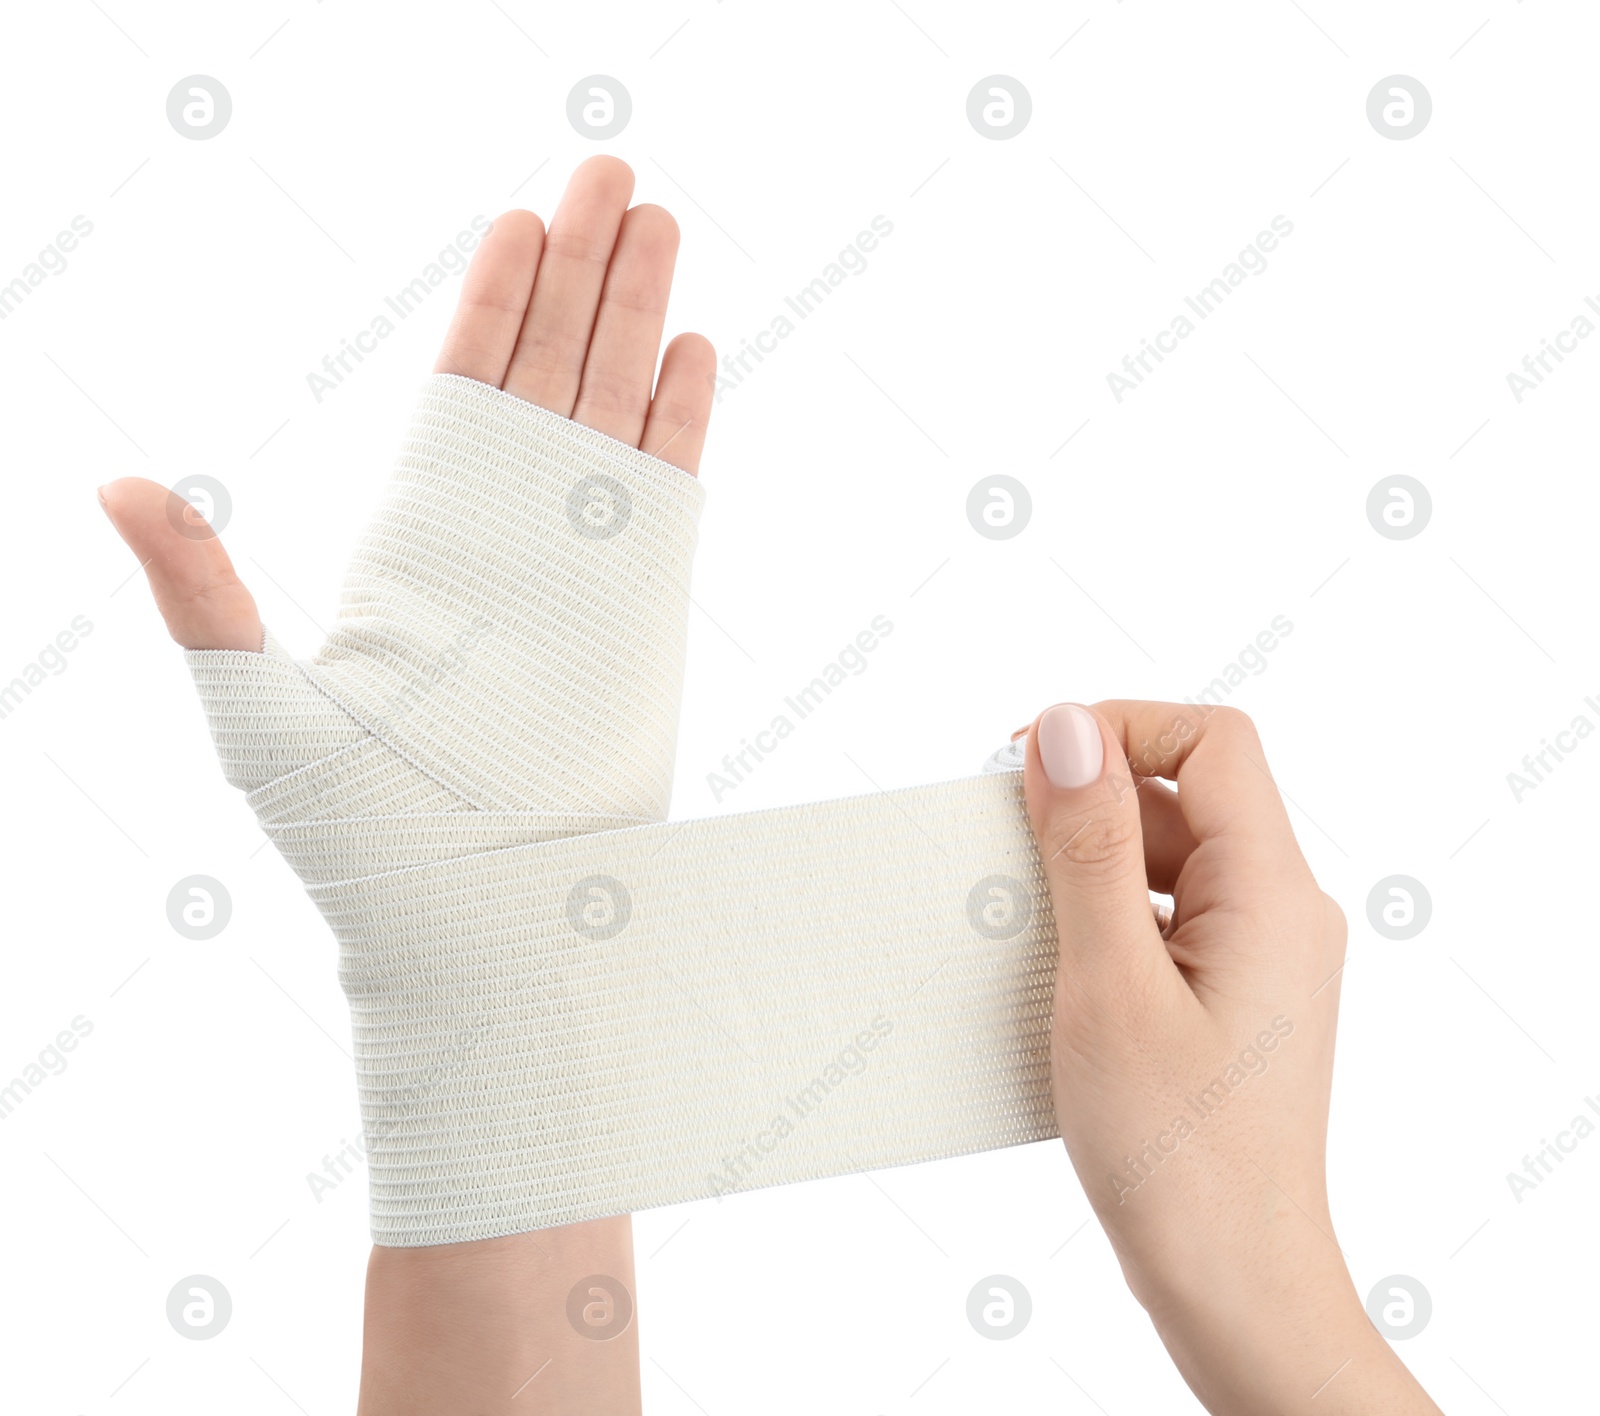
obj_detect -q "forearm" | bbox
[1147,1256,1441,1416]
[357,1215,640,1415]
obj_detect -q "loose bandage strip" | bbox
[189,375,1059,1246]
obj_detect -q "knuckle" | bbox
[1319,890,1348,940]
[512,332,588,380]
[457,290,529,319]
[599,288,670,319]
[1207,704,1258,740]
[648,397,701,436]
[576,372,649,422]
[1048,808,1140,874]
[576,373,638,414]
[544,228,613,268]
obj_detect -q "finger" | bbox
[1093,700,1296,850]
[640,332,716,474]
[503,156,635,416]
[1023,703,1174,1004]
[1019,721,1197,893]
[433,210,546,387]
[97,478,262,651]
[571,204,680,445]
[1135,776,1200,895]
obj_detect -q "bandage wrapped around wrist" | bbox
[188,374,1058,1246]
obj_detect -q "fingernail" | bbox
[1037,703,1103,790]
[96,484,108,506]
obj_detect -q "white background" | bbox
[1,0,1596,1410]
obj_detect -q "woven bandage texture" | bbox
[187,374,1059,1246]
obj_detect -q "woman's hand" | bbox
[98,155,716,1416]
[1022,700,1442,1415]
[97,154,713,656]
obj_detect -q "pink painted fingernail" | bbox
[1037,704,1103,789]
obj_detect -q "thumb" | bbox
[97,477,263,652]
[1023,702,1169,995]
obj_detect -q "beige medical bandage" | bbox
[188,375,1059,1246]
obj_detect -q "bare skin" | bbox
[99,156,712,1415]
[1022,701,1443,1414]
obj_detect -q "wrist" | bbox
[1144,1255,1438,1416]
[358,1217,641,1416]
